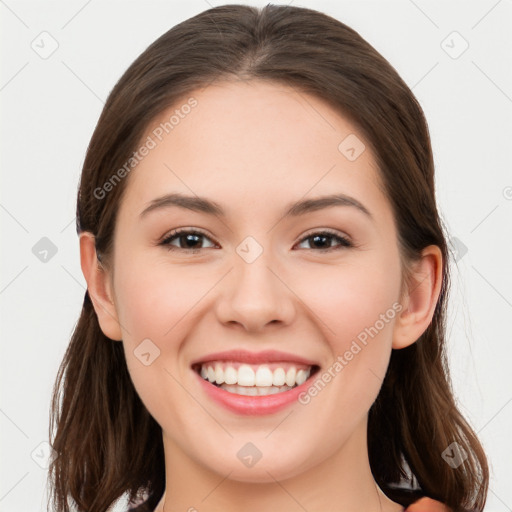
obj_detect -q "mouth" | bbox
[191,361,321,396]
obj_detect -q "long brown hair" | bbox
[48,4,488,511]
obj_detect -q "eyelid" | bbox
[159,227,218,246]
[294,228,353,250]
[296,227,351,243]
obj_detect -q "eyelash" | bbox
[159,228,353,253]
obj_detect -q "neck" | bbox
[153,417,403,512]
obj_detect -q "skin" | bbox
[80,79,443,512]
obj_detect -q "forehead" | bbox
[119,79,387,222]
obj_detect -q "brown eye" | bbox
[295,230,353,252]
[160,229,217,252]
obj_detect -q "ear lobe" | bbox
[392,245,443,350]
[79,232,123,341]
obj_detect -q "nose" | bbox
[215,247,296,333]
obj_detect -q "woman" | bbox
[48,4,488,512]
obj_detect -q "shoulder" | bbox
[405,497,452,511]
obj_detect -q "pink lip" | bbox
[192,365,319,416]
[190,349,318,366]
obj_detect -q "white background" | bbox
[1,1,511,510]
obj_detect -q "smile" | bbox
[194,361,315,396]
[191,359,320,415]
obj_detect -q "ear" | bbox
[79,232,123,341]
[392,245,443,350]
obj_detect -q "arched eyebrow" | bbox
[139,192,373,220]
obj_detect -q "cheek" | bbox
[296,255,401,349]
[294,255,401,412]
[114,259,200,427]
[114,256,208,344]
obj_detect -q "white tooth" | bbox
[220,384,294,396]
[238,364,255,386]
[207,366,216,383]
[215,363,224,384]
[202,362,312,388]
[220,383,292,396]
[256,386,271,396]
[245,386,258,396]
[285,367,296,387]
[255,366,273,387]
[295,369,309,386]
[257,385,293,395]
[272,367,286,386]
[224,366,238,385]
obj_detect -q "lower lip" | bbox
[193,368,318,416]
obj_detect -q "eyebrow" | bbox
[139,192,372,220]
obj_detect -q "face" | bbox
[108,79,404,483]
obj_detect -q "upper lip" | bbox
[190,349,319,367]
